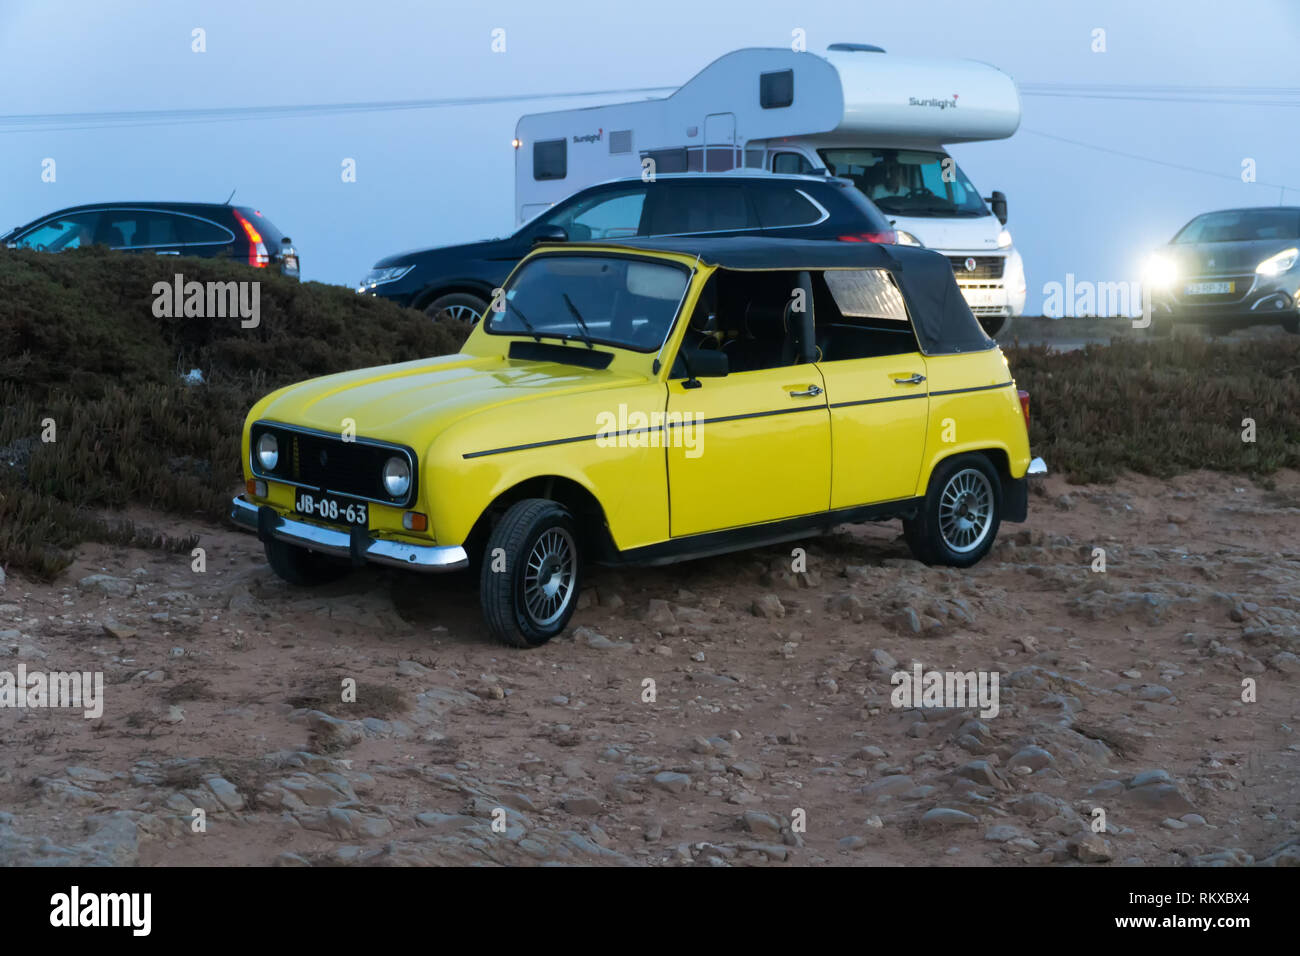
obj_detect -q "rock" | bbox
[921,808,978,830]
[862,775,914,798]
[1008,746,1055,773]
[871,648,898,670]
[728,761,764,781]
[985,824,1027,842]
[954,760,1006,789]
[396,660,430,677]
[101,621,137,640]
[1069,833,1113,863]
[742,811,784,837]
[896,607,923,634]
[752,594,785,619]
[77,574,134,597]
[306,711,365,752]
[561,794,602,816]
[575,627,620,650]
[653,772,691,794]
[643,599,677,627]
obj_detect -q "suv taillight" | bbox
[232,210,269,268]
[1018,389,1030,431]
[837,230,897,244]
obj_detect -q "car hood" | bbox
[1164,238,1297,276]
[890,213,1003,253]
[255,352,642,451]
[374,235,513,268]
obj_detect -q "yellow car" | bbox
[232,237,1045,647]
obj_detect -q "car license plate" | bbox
[962,289,999,307]
[294,491,368,526]
[1185,281,1233,295]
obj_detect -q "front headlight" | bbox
[1256,247,1298,277]
[895,231,924,247]
[357,264,414,291]
[997,229,1013,249]
[382,456,411,498]
[256,432,279,470]
[1143,254,1178,290]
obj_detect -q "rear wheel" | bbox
[480,499,582,647]
[424,292,488,324]
[904,454,1002,567]
[264,539,352,586]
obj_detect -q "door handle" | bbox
[790,385,822,398]
[894,373,926,385]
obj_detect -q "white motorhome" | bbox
[514,44,1026,331]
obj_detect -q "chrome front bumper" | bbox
[229,496,468,572]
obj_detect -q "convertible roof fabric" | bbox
[574,236,996,356]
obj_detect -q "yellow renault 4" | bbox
[232,237,1046,647]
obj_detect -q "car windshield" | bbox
[1173,208,1300,243]
[819,148,989,218]
[487,254,690,352]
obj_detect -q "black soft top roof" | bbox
[571,236,995,356]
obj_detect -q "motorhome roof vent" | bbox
[827,43,886,53]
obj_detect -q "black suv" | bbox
[2,202,299,278]
[359,173,896,321]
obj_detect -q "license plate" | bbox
[1185,281,1233,295]
[962,290,999,307]
[294,491,368,526]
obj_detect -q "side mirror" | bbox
[532,225,568,244]
[986,190,1008,226]
[672,347,729,387]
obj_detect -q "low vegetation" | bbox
[1,247,1296,579]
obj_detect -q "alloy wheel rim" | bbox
[522,527,576,627]
[438,304,482,324]
[938,468,994,553]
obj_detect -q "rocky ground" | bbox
[1,470,1298,867]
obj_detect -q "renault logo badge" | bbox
[964,257,977,272]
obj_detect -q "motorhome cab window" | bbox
[819,148,988,218]
[533,139,567,181]
[759,69,794,109]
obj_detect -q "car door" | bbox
[664,272,830,537]
[814,269,930,508]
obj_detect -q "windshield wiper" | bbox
[561,293,595,349]
[506,300,542,342]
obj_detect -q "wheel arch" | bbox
[463,474,617,570]
[412,281,496,313]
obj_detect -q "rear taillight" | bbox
[232,210,269,268]
[1018,389,1030,430]
[837,230,897,244]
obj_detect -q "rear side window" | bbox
[751,187,823,228]
[533,139,567,180]
[824,269,909,322]
[178,215,234,245]
[760,69,794,109]
[647,184,756,235]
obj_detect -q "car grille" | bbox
[251,423,415,506]
[948,255,1005,279]
[969,305,1010,316]
[1171,274,1255,307]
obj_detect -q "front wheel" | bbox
[904,454,1002,567]
[480,499,582,647]
[424,292,488,324]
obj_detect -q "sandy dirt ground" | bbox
[1,470,1298,866]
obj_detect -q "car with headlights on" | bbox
[1144,206,1299,334]
[239,236,1045,648]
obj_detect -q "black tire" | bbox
[480,498,582,648]
[263,539,352,586]
[903,454,1002,568]
[977,315,1006,337]
[424,292,488,324]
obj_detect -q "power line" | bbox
[1020,127,1293,199]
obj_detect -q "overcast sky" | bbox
[2,0,1297,313]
